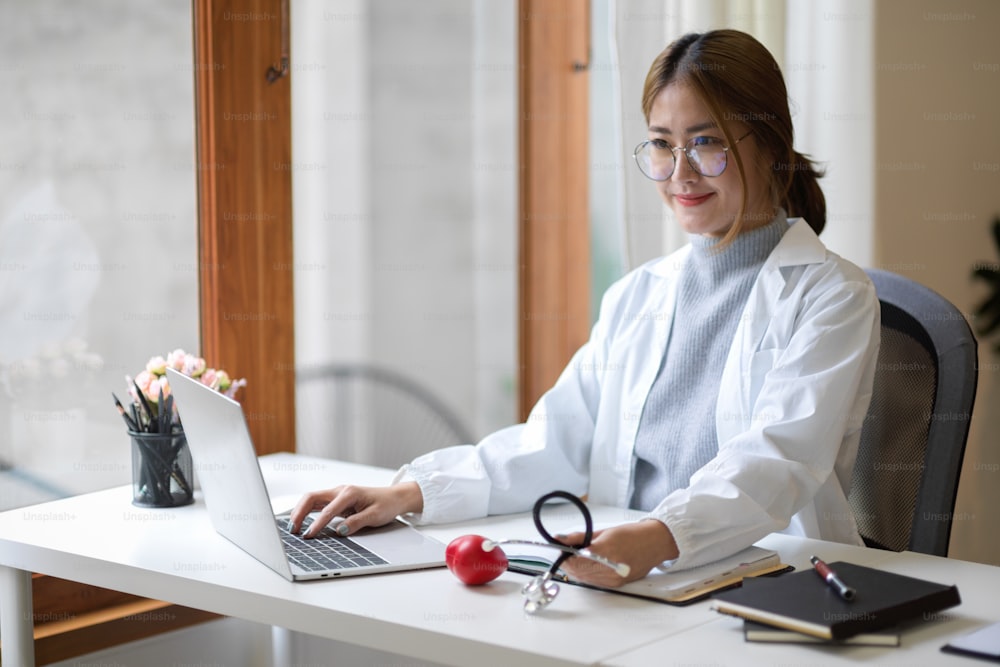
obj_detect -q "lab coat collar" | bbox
[771,217,827,268]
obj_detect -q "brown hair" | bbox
[641,30,825,244]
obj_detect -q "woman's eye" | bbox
[650,138,670,149]
[689,136,723,147]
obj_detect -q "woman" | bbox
[290,29,880,587]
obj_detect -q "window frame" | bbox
[193,0,296,456]
[518,0,592,418]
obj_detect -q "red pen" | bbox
[810,555,856,601]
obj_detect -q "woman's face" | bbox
[646,83,773,237]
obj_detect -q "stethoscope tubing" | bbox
[482,538,631,578]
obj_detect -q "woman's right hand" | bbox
[288,482,424,538]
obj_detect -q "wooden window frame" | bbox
[518,0,591,418]
[194,0,296,454]
[26,1,588,661]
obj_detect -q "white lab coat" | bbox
[395,218,880,570]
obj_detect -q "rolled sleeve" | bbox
[392,445,491,525]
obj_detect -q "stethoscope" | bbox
[480,490,630,614]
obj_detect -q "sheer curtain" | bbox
[602,0,873,272]
[291,1,517,462]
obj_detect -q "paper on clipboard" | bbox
[507,544,788,605]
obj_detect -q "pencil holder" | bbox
[129,430,194,507]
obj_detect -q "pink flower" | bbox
[133,370,159,403]
[146,356,168,376]
[185,356,206,378]
[137,372,170,404]
[222,377,247,399]
[200,368,220,391]
[215,370,232,392]
[125,352,246,431]
[155,375,171,400]
[164,349,207,378]
[165,349,188,372]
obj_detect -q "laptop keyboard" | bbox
[277,519,388,572]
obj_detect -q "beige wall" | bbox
[874,0,1000,564]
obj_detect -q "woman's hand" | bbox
[288,482,424,538]
[559,520,678,587]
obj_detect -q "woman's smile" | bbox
[673,192,715,207]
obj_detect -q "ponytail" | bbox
[782,152,826,235]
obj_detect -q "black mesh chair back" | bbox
[296,363,474,469]
[849,269,978,556]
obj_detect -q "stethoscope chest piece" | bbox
[522,571,560,614]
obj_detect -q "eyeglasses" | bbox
[633,130,753,181]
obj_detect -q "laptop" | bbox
[166,367,447,581]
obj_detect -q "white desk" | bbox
[1,453,998,666]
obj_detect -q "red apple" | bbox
[445,534,508,585]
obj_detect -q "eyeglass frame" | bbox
[632,129,754,181]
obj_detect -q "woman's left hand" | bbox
[559,520,678,587]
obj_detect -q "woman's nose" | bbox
[670,148,698,182]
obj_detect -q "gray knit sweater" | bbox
[629,213,788,511]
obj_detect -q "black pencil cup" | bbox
[130,430,194,507]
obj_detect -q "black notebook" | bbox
[743,620,900,646]
[711,561,961,640]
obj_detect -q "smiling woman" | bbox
[290,29,882,593]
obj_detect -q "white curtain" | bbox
[606,0,873,270]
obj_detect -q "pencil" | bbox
[132,379,155,433]
[112,392,139,431]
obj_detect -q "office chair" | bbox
[295,363,475,469]
[848,269,978,557]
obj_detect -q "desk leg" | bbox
[271,625,299,666]
[0,565,35,667]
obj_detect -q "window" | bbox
[0,0,198,511]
